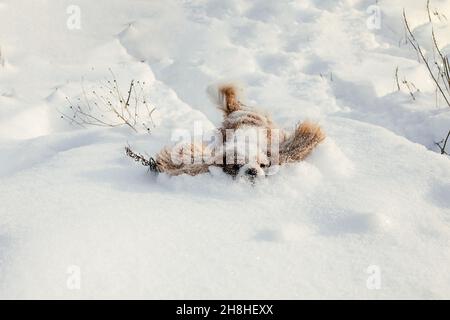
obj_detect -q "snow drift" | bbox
[0,0,450,299]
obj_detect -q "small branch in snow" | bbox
[60,69,156,134]
[403,6,450,156]
[395,66,401,91]
[435,130,450,155]
[403,9,450,108]
[402,78,419,101]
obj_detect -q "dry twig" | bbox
[403,9,450,107]
[403,6,450,155]
[435,130,450,155]
[60,69,156,134]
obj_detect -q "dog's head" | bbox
[220,156,270,181]
[210,126,277,181]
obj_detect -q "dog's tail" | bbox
[212,84,242,115]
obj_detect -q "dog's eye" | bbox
[260,163,269,168]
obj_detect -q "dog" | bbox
[126,85,325,181]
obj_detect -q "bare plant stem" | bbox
[435,130,450,155]
[403,9,450,107]
[60,71,156,134]
[395,66,401,91]
[403,6,450,156]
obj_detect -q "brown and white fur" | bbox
[132,85,325,181]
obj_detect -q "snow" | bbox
[1,0,450,299]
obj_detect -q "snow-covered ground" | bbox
[1,0,450,299]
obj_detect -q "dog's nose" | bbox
[245,168,258,176]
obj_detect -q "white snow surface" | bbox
[1,0,450,299]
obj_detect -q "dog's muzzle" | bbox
[245,167,258,176]
[238,163,265,181]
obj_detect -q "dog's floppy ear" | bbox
[279,122,325,164]
[155,143,210,176]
